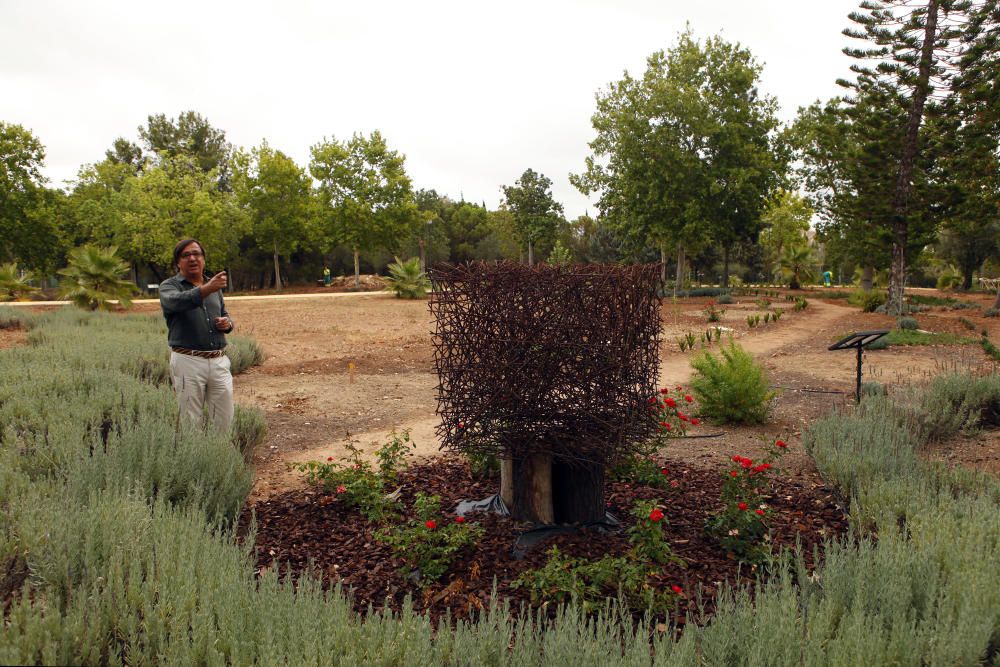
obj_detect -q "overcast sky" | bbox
[2,0,859,219]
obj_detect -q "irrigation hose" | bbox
[770,385,847,395]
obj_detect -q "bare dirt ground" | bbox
[130,288,999,500]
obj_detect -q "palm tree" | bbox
[778,245,816,290]
[58,246,139,311]
[0,263,40,301]
[383,257,431,299]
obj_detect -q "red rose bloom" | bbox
[755,509,765,516]
[690,418,700,425]
[775,440,787,448]
[455,516,466,524]
[660,388,669,394]
[730,471,739,477]
[664,423,672,431]
[671,585,683,595]
[336,485,346,494]
[665,398,676,408]
[738,502,748,511]
[425,520,437,530]
[327,457,334,462]
[684,395,693,403]
[660,468,669,475]
[649,508,664,522]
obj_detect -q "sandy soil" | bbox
[119,288,987,501]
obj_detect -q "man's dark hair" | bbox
[173,239,204,269]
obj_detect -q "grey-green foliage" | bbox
[896,315,919,330]
[5,308,1000,664]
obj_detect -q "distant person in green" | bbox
[822,270,833,287]
[159,238,234,432]
[323,266,332,286]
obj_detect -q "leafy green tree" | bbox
[759,191,812,278]
[58,245,138,311]
[573,31,783,289]
[0,122,63,271]
[310,131,417,288]
[547,240,572,266]
[501,168,563,265]
[445,202,493,263]
[479,208,521,260]
[232,143,313,291]
[111,156,245,278]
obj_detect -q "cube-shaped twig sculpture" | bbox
[429,262,662,496]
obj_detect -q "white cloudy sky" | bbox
[2,0,859,219]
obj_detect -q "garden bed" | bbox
[240,454,848,626]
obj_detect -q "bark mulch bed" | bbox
[238,455,848,627]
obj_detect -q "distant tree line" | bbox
[2,2,998,302]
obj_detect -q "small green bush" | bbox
[717,293,733,304]
[376,493,484,586]
[689,341,774,424]
[0,306,28,329]
[896,316,919,330]
[230,405,267,463]
[226,335,265,374]
[849,289,886,313]
[985,307,1000,318]
[383,257,431,299]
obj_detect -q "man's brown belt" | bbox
[171,347,227,359]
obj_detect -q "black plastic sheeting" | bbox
[455,494,620,558]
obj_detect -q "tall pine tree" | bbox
[838,0,969,313]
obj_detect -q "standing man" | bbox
[159,238,235,432]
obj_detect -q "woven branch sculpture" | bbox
[429,261,662,470]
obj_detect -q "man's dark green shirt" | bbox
[159,273,232,351]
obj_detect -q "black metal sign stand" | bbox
[828,330,890,403]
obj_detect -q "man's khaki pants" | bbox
[169,352,234,432]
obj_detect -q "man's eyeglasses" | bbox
[180,251,204,259]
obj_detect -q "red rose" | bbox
[455,516,466,524]
[660,468,669,475]
[648,397,656,404]
[730,471,739,477]
[731,455,741,463]
[665,398,676,408]
[336,485,346,494]
[775,440,787,448]
[660,388,669,394]
[690,418,700,425]
[684,395,693,403]
[425,520,437,530]
[741,460,752,469]
[327,457,334,462]
[738,502,748,511]
[755,509,765,516]
[649,508,664,522]
[664,423,672,431]
[678,413,688,421]
[671,585,683,595]
[457,422,465,429]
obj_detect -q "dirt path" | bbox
[236,296,887,499]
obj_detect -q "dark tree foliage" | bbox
[838,0,974,313]
[138,111,232,187]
